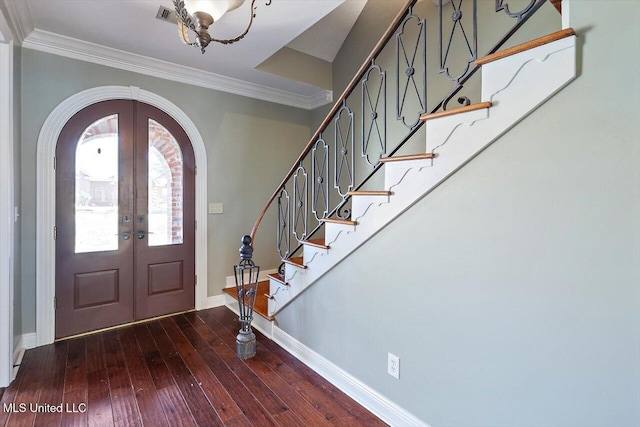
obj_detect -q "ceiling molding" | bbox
[1,0,33,44]
[309,89,334,110]
[22,29,333,110]
[0,8,12,43]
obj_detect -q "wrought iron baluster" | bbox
[438,0,477,109]
[276,187,290,259]
[362,61,387,166]
[396,7,427,129]
[292,163,308,242]
[334,102,355,206]
[311,135,329,222]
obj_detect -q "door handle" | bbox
[137,230,146,239]
[115,231,131,240]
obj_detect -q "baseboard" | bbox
[22,333,36,350]
[12,332,35,380]
[272,326,429,427]
[12,334,23,381]
[199,294,227,310]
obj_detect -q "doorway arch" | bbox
[36,86,208,346]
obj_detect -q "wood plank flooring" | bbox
[0,307,386,427]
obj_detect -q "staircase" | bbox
[224,1,576,331]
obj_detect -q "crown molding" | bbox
[1,0,33,44]
[22,29,333,110]
[0,9,11,43]
[308,89,334,110]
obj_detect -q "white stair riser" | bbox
[426,107,490,152]
[384,159,433,190]
[481,36,576,103]
[324,222,357,245]
[303,244,329,264]
[351,195,392,221]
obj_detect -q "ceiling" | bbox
[3,0,368,108]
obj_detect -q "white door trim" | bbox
[0,40,15,387]
[36,86,208,346]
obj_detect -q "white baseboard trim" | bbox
[13,335,22,364]
[12,332,36,380]
[272,326,429,427]
[199,294,227,310]
[21,333,36,350]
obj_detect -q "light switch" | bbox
[208,202,224,214]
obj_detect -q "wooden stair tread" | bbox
[301,238,330,249]
[222,280,274,321]
[379,153,435,163]
[283,256,306,269]
[347,190,392,196]
[320,218,358,226]
[421,102,492,122]
[267,272,287,286]
[476,28,575,66]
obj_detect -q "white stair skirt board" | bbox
[223,294,274,340]
[267,36,577,316]
[271,326,430,427]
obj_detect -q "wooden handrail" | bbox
[249,0,418,243]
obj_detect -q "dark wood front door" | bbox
[55,100,196,339]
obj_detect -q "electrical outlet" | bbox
[208,202,223,214]
[388,353,400,379]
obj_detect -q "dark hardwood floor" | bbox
[0,307,386,426]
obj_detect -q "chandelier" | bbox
[173,0,272,54]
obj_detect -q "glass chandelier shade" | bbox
[183,0,245,22]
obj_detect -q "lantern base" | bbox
[236,329,256,359]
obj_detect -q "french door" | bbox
[55,100,195,339]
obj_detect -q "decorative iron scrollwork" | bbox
[396,9,426,129]
[334,103,355,198]
[276,188,290,259]
[311,136,329,222]
[292,164,308,242]
[362,62,387,166]
[439,0,477,82]
[495,0,537,19]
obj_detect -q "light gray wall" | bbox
[276,1,640,426]
[19,49,312,333]
[13,43,21,342]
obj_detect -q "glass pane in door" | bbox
[75,114,119,253]
[148,119,184,246]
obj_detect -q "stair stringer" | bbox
[268,36,577,316]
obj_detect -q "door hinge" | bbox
[195,275,198,286]
[53,156,57,170]
[195,166,197,175]
[54,297,56,310]
[53,226,57,240]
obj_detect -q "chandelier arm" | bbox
[173,0,197,32]
[210,0,260,45]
